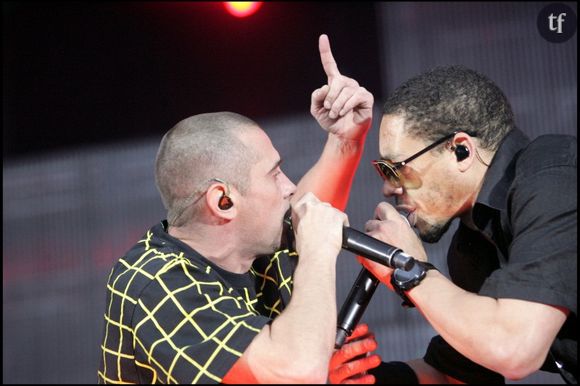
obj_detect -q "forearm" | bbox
[276,256,338,369]
[294,133,367,211]
[410,272,514,373]
[408,270,560,379]
[245,255,338,383]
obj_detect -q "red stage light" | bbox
[223,2,263,18]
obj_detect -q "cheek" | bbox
[256,181,283,207]
[415,178,454,217]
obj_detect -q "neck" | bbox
[459,153,492,230]
[168,222,255,274]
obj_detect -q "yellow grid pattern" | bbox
[98,223,295,384]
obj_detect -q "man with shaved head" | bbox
[98,35,380,384]
[155,112,260,229]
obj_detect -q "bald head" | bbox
[155,112,260,226]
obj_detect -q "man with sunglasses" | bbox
[356,66,576,383]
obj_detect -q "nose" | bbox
[382,179,404,197]
[281,172,297,199]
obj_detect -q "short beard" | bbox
[419,218,453,243]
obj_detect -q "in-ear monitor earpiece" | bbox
[211,178,234,210]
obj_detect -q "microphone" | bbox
[342,226,414,271]
[283,212,414,271]
[336,225,417,348]
[335,267,379,348]
[336,211,417,348]
[282,211,418,347]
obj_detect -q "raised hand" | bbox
[311,34,374,142]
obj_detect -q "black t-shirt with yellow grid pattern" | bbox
[98,220,296,384]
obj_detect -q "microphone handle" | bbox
[335,267,380,349]
[285,212,415,270]
[342,226,414,270]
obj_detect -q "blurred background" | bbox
[3,2,576,383]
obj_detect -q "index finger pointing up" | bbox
[319,34,340,79]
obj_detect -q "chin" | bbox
[418,218,453,243]
[256,242,280,257]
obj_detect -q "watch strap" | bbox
[391,260,437,308]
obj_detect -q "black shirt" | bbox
[98,221,296,384]
[424,129,577,383]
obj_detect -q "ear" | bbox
[450,132,476,172]
[205,182,237,220]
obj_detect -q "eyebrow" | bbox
[267,158,282,174]
[379,153,398,162]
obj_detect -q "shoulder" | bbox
[109,228,209,295]
[515,135,577,177]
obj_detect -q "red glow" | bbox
[223,2,263,18]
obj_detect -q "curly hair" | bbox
[383,65,515,151]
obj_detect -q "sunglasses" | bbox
[372,131,458,189]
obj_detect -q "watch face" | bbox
[393,262,426,290]
[394,267,417,282]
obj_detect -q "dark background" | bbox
[3,1,381,159]
[3,2,576,384]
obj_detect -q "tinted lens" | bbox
[373,160,402,188]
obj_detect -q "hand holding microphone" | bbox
[287,192,347,264]
[336,204,422,348]
[358,202,428,284]
[282,200,423,348]
[284,207,415,272]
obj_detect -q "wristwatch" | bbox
[391,260,437,308]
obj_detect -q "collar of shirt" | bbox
[155,220,255,288]
[472,128,530,230]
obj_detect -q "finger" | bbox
[330,362,357,384]
[346,323,369,341]
[364,219,381,233]
[350,354,382,375]
[299,191,320,205]
[373,201,398,221]
[324,75,358,111]
[332,354,382,381]
[329,85,357,119]
[323,77,339,110]
[319,34,340,79]
[311,85,330,108]
[339,337,378,362]
[338,87,373,117]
